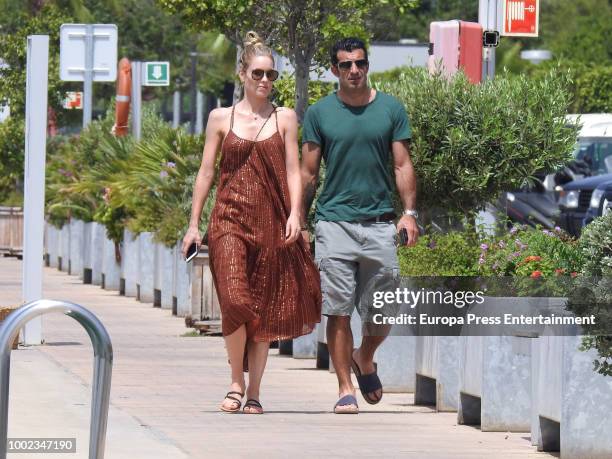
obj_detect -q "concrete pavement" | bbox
[0,256,556,458]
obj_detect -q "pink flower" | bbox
[531,271,543,279]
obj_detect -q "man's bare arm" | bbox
[392,139,419,246]
[300,141,322,228]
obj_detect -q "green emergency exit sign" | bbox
[143,62,170,86]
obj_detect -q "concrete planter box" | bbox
[153,242,164,307]
[137,232,155,303]
[532,331,563,450]
[532,332,612,458]
[457,297,564,431]
[121,229,139,297]
[560,335,612,458]
[90,223,105,286]
[173,241,191,317]
[46,224,60,268]
[160,244,174,310]
[82,222,93,283]
[59,223,70,272]
[69,219,85,278]
[293,325,318,359]
[101,236,120,291]
[415,335,461,411]
[458,334,533,431]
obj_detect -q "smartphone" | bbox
[394,228,409,246]
[399,228,408,245]
[185,243,199,263]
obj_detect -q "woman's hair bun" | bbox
[243,31,263,48]
[239,31,274,71]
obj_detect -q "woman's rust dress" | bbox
[208,106,321,342]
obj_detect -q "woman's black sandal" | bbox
[220,391,244,413]
[243,399,263,414]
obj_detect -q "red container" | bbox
[429,20,483,84]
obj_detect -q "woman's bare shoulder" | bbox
[208,106,232,123]
[275,106,297,124]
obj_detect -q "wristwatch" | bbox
[403,209,419,219]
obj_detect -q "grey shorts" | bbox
[314,220,399,317]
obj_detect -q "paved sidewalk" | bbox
[0,257,556,458]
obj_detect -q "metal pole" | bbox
[479,0,498,80]
[172,90,180,129]
[195,91,204,135]
[487,0,497,79]
[22,35,49,346]
[83,24,94,128]
[131,61,142,141]
[189,52,197,134]
[0,300,113,459]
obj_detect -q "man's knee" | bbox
[327,315,352,332]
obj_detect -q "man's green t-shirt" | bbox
[302,91,411,222]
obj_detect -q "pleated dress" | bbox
[207,105,322,342]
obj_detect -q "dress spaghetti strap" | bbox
[273,106,279,133]
[230,104,236,130]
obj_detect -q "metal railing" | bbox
[0,299,113,459]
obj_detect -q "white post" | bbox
[195,91,204,135]
[131,61,142,140]
[172,90,180,128]
[21,35,50,345]
[82,24,94,128]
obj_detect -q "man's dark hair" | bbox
[330,37,368,66]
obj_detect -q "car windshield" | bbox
[574,137,612,175]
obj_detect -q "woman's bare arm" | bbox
[181,108,227,256]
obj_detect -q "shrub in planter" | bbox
[476,225,583,297]
[111,124,206,247]
[567,213,612,376]
[478,225,583,278]
[374,67,578,222]
[399,230,481,276]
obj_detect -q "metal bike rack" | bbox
[0,299,113,459]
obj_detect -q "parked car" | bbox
[557,173,612,236]
[498,114,611,232]
[497,176,559,229]
[584,179,612,225]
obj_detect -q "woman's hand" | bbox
[285,212,301,244]
[182,226,202,258]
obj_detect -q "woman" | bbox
[182,31,321,414]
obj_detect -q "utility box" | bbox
[428,20,483,84]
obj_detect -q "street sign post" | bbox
[501,0,539,37]
[143,62,170,86]
[22,35,50,345]
[59,24,118,128]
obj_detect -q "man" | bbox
[301,37,419,414]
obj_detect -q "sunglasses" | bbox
[337,59,369,71]
[250,68,279,81]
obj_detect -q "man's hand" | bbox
[397,215,419,247]
[285,212,301,244]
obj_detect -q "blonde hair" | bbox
[239,31,274,72]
